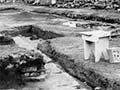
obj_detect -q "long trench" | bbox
[0,4,119,90]
[0,5,95,90]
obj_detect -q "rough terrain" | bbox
[0,4,93,90]
[1,3,120,90]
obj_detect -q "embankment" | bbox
[37,40,120,90]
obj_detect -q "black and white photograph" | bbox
[0,0,120,90]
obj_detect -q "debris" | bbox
[80,88,88,90]
[30,34,39,40]
[94,86,101,90]
[0,35,15,45]
[0,50,46,87]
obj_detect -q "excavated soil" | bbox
[0,7,22,13]
[37,37,120,90]
[0,48,45,89]
[1,25,64,40]
[0,25,91,90]
[1,4,120,90]
[0,35,15,45]
[32,7,120,24]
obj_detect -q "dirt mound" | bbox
[0,35,15,45]
[1,25,64,40]
[0,49,45,89]
[0,7,22,13]
[13,11,33,19]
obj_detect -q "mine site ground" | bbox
[1,2,120,90]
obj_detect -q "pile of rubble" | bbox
[55,0,120,10]
[0,0,120,10]
[24,0,120,10]
[0,50,46,88]
[0,35,15,45]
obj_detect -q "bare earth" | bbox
[1,3,120,90]
[0,3,93,90]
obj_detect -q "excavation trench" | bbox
[0,7,23,14]
[0,24,64,89]
[37,40,120,90]
[32,8,120,24]
[0,50,46,89]
[31,10,119,31]
[1,25,64,40]
[0,6,120,90]
[0,25,92,90]
[0,21,119,90]
[1,19,120,90]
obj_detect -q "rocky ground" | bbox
[0,4,93,90]
[0,3,120,90]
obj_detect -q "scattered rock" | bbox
[0,48,46,89]
[30,34,39,40]
[80,88,88,90]
[94,86,101,90]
